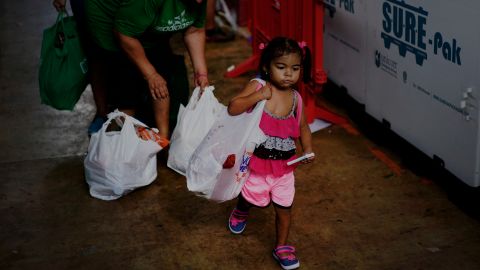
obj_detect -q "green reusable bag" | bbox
[39,11,88,110]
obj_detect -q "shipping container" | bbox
[323,0,480,187]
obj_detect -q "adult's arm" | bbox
[183,26,209,89]
[115,31,168,100]
[52,0,66,11]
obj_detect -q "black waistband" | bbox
[253,145,296,160]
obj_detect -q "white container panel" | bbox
[323,0,368,104]
[364,0,480,186]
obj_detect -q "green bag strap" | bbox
[54,9,72,57]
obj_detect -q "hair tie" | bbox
[298,41,307,49]
[258,43,266,50]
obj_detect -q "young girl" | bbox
[227,37,314,270]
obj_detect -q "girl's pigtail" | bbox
[302,46,312,83]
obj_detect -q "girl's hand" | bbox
[146,73,168,100]
[53,0,66,11]
[302,151,315,164]
[260,83,273,100]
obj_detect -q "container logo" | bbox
[375,50,398,78]
[381,0,462,66]
[324,0,355,16]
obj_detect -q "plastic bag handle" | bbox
[97,110,128,134]
[295,91,303,125]
[189,85,215,110]
[54,10,71,57]
[101,109,151,134]
[245,78,266,113]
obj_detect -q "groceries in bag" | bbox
[84,110,163,200]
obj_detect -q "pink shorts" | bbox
[241,171,295,207]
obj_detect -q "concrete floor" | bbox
[1,1,480,269]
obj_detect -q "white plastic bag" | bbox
[84,110,162,200]
[168,86,226,175]
[186,99,267,202]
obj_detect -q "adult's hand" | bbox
[52,0,66,11]
[184,26,209,92]
[146,72,169,100]
[115,32,169,100]
[195,73,209,91]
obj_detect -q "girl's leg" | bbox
[272,205,300,269]
[152,97,170,138]
[229,194,252,234]
[236,193,253,212]
[273,205,292,247]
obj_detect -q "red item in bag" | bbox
[222,154,236,168]
[135,126,169,148]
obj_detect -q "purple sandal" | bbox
[272,245,300,269]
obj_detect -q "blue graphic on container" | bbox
[381,0,428,65]
[381,0,462,66]
[324,0,355,17]
[340,0,355,13]
[430,32,462,65]
[375,51,381,67]
[235,151,253,182]
[324,0,337,17]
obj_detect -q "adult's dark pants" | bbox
[69,0,90,52]
[93,42,190,131]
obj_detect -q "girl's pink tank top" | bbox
[249,80,303,177]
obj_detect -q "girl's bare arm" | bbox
[298,103,315,163]
[228,81,270,115]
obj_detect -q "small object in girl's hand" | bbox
[222,154,236,168]
[287,153,315,166]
